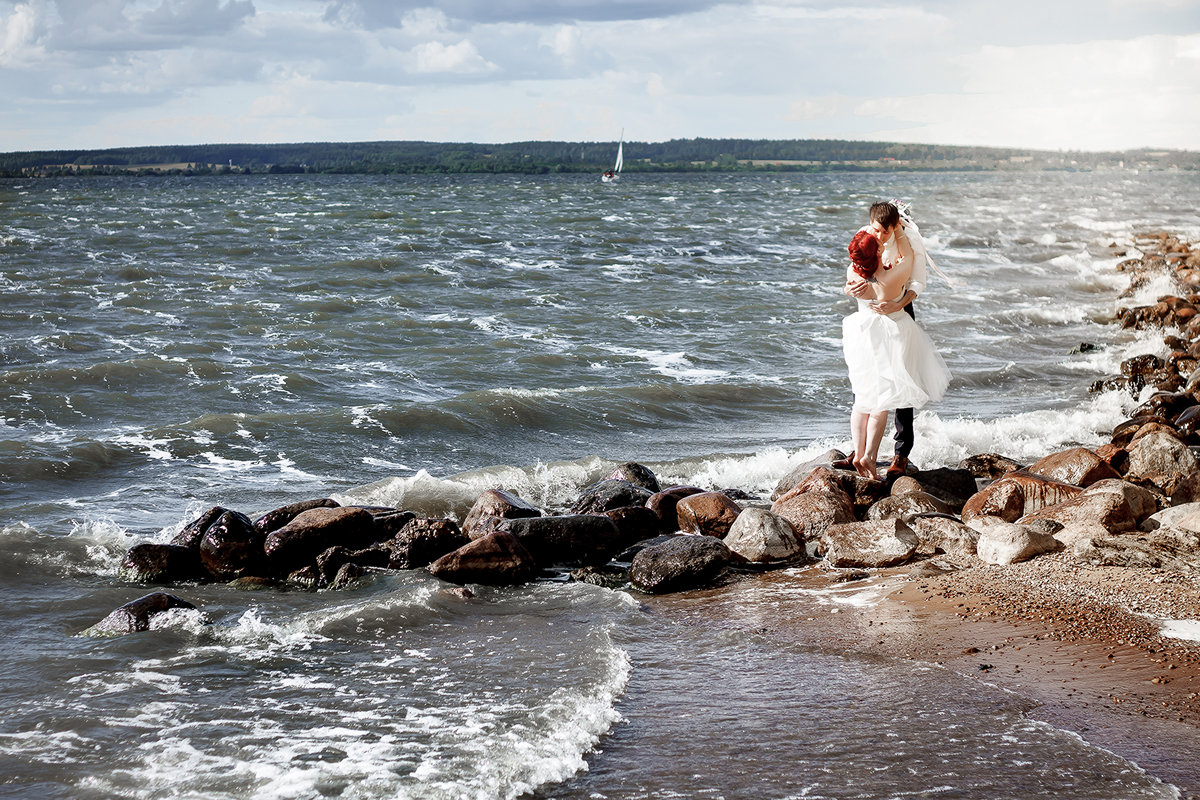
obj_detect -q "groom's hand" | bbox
[870,299,903,314]
[845,278,871,298]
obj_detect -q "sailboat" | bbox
[601,132,623,182]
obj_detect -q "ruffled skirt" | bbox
[842,310,951,413]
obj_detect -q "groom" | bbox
[845,201,929,482]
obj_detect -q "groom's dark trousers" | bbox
[894,300,917,459]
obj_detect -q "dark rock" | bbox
[171,506,229,549]
[461,489,540,539]
[121,543,206,583]
[199,510,262,581]
[646,486,705,533]
[503,515,624,567]
[1174,404,1200,444]
[1133,391,1194,421]
[88,592,197,635]
[615,534,681,562]
[252,498,341,536]
[598,505,663,549]
[628,535,737,594]
[571,479,653,515]
[676,491,742,538]
[956,453,1022,481]
[908,467,981,510]
[328,562,366,591]
[263,507,377,575]
[718,488,760,501]
[372,509,418,539]
[427,531,539,585]
[287,565,320,591]
[605,462,661,493]
[385,518,469,569]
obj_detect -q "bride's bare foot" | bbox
[853,456,878,481]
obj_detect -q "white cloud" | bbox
[411,38,496,74]
[0,0,57,66]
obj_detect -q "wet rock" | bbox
[956,453,1022,481]
[170,506,230,549]
[263,506,377,575]
[121,543,206,583]
[969,518,1062,565]
[628,535,737,594]
[503,514,624,567]
[770,449,849,500]
[722,507,804,564]
[1125,429,1198,497]
[287,565,320,591]
[571,563,629,589]
[615,534,681,562]
[771,478,857,545]
[1027,447,1121,488]
[907,515,978,557]
[1173,405,1200,444]
[866,491,955,522]
[384,518,469,569]
[1133,391,1194,421]
[597,505,663,549]
[328,562,366,591]
[646,486,705,534]
[1110,416,1171,448]
[905,467,979,511]
[786,466,888,514]
[571,479,653,515]
[1092,443,1129,474]
[1121,353,1165,391]
[676,491,742,538]
[371,509,418,540]
[605,462,661,494]
[427,531,539,586]
[818,519,919,568]
[1018,479,1158,533]
[461,489,541,539]
[961,471,1083,524]
[251,498,341,536]
[199,510,263,581]
[88,592,197,635]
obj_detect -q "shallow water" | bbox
[3,170,1199,798]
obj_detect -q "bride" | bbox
[841,228,950,481]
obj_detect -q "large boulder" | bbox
[818,519,919,568]
[427,531,539,585]
[1072,527,1200,571]
[87,592,197,635]
[571,479,653,515]
[461,489,541,539]
[970,518,1062,565]
[251,498,341,536]
[170,506,230,549]
[866,491,955,522]
[676,492,742,538]
[605,462,661,493]
[1143,502,1200,533]
[121,543,206,583]
[771,479,856,545]
[598,505,663,549]
[1125,429,1198,497]
[771,450,848,500]
[263,506,377,575]
[907,515,978,557]
[961,471,1083,523]
[384,518,469,569]
[722,508,805,564]
[1027,447,1121,488]
[646,486,705,533]
[628,535,737,594]
[199,510,263,581]
[789,466,888,512]
[1017,479,1157,533]
[503,514,624,567]
[903,467,979,511]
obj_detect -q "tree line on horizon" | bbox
[0,138,1192,177]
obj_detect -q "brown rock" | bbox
[87,592,197,635]
[262,506,377,575]
[771,480,856,542]
[1018,479,1157,533]
[628,535,737,594]
[605,462,661,493]
[646,486,705,534]
[1125,429,1199,496]
[251,498,341,536]
[598,505,663,549]
[385,518,468,569]
[956,453,1022,481]
[503,514,625,566]
[907,515,978,557]
[771,449,848,499]
[676,492,742,538]
[961,471,1083,524]
[199,510,263,581]
[121,543,206,584]
[461,489,540,539]
[427,531,538,585]
[170,506,230,549]
[1027,447,1121,487]
[866,491,955,522]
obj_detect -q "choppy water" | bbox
[3,170,1199,798]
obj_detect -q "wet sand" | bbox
[660,560,1200,797]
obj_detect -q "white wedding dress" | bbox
[842,295,950,414]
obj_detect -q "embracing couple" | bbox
[836,201,951,483]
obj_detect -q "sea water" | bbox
[2,170,1198,798]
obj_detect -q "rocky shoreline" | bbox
[95,230,1200,786]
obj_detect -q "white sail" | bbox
[614,139,624,173]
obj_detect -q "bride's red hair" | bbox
[848,230,879,280]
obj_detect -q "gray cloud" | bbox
[323,0,745,28]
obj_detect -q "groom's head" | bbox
[869,202,901,243]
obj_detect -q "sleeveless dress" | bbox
[842,295,950,414]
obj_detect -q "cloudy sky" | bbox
[1,0,1198,153]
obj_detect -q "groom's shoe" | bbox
[885,455,910,483]
[830,457,855,470]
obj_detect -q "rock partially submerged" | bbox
[86,592,198,636]
[629,535,739,594]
